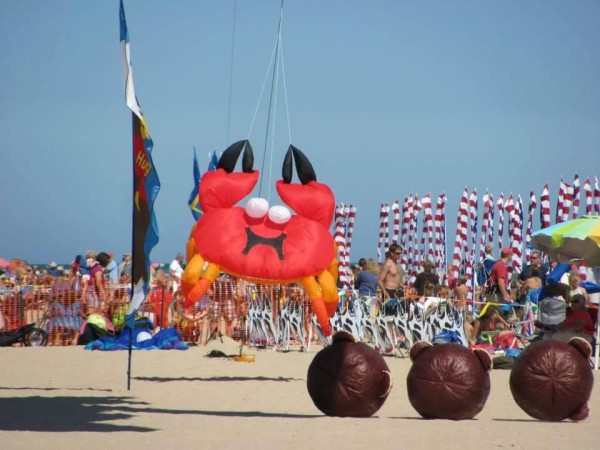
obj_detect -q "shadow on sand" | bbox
[0,394,320,432]
[134,375,303,383]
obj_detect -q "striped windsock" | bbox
[401,196,411,269]
[383,202,390,255]
[594,176,600,215]
[377,203,386,263]
[421,193,434,260]
[479,191,489,262]
[562,181,573,223]
[344,204,356,274]
[504,195,515,278]
[540,184,551,228]
[467,189,478,301]
[497,193,505,252]
[406,195,417,284]
[334,204,349,288]
[511,195,524,276]
[412,195,423,276]
[434,192,447,274]
[572,174,580,219]
[556,179,565,224]
[487,193,495,247]
[391,200,401,246]
[453,187,469,278]
[525,191,537,264]
[584,178,593,215]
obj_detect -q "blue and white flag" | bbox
[188,150,219,221]
[188,148,202,220]
[120,0,161,329]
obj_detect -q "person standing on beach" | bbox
[118,253,132,281]
[377,244,405,301]
[169,253,184,293]
[413,259,439,296]
[488,247,513,304]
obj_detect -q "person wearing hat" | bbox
[488,247,513,304]
[47,262,60,277]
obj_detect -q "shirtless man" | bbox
[377,244,405,300]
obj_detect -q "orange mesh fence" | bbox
[0,276,319,347]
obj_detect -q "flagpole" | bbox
[127,112,135,391]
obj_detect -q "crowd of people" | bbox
[347,244,598,347]
[1,244,598,350]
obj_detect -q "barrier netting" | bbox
[0,276,313,346]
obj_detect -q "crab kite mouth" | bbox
[242,227,287,260]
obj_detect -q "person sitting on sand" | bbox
[471,304,513,345]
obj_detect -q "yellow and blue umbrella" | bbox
[531,215,600,266]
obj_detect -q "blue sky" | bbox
[1,0,599,265]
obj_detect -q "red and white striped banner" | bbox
[497,193,505,252]
[561,181,573,223]
[479,191,489,262]
[511,195,524,276]
[572,174,580,219]
[434,193,447,275]
[345,204,356,272]
[487,193,495,247]
[412,195,423,279]
[467,189,478,301]
[377,203,386,263]
[391,200,400,246]
[334,204,349,288]
[584,178,593,215]
[556,179,565,224]
[421,193,434,261]
[452,187,469,279]
[525,191,537,264]
[594,176,600,215]
[407,195,418,285]
[540,184,551,228]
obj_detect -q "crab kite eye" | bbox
[245,197,269,218]
[268,205,291,224]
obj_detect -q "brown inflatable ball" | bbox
[510,337,593,421]
[306,331,393,417]
[407,341,492,420]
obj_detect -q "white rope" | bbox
[246,33,280,142]
[278,29,293,144]
[266,33,281,202]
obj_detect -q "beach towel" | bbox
[84,327,188,350]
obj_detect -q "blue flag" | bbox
[188,150,219,221]
[188,148,202,220]
[208,150,218,171]
[120,0,160,329]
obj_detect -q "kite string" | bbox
[258,1,284,199]
[225,0,238,147]
[245,1,289,199]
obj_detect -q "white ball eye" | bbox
[245,197,269,218]
[268,205,291,224]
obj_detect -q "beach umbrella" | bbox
[532,215,600,371]
[0,258,11,268]
[531,216,600,266]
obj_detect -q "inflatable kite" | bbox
[407,341,492,420]
[306,331,393,417]
[510,338,593,421]
[181,140,339,335]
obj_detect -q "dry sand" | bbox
[1,338,598,450]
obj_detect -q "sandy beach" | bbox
[1,338,598,450]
